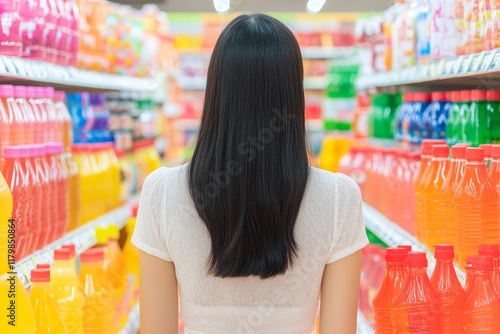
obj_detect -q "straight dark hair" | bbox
[189,13,309,279]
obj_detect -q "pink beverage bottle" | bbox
[54,91,73,152]
[46,142,68,239]
[34,87,51,142]
[44,87,61,143]
[14,86,36,145]
[44,0,59,62]
[2,146,30,259]
[32,144,52,250]
[42,143,60,244]
[0,0,22,57]
[55,0,71,65]
[26,87,43,144]
[27,145,44,254]
[0,86,11,170]
[1,85,26,146]
[65,0,79,66]
[18,0,48,60]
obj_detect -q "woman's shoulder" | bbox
[142,163,190,194]
[309,167,360,196]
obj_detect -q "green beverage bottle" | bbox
[446,91,462,145]
[370,93,391,138]
[487,91,500,144]
[459,90,472,144]
[465,90,491,146]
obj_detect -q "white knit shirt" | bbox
[132,164,368,334]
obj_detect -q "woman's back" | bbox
[132,164,367,333]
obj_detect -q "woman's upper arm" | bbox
[139,251,178,334]
[319,250,362,334]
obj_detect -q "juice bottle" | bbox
[0,168,36,333]
[478,244,500,294]
[392,251,442,333]
[45,142,67,241]
[54,91,73,152]
[29,87,47,145]
[18,0,48,60]
[0,85,26,147]
[381,149,398,219]
[43,88,61,143]
[464,256,474,291]
[480,143,492,169]
[51,248,85,334]
[372,247,408,334]
[464,90,491,146]
[73,144,92,225]
[26,145,44,255]
[60,149,81,232]
[87,144,103,219]
[60,243,79,275]
[14,86,36,145]
[105,142,122,208]
[31,144,52,251]
[79,248,115,333]
[0,0,22,57]
[489,145,500,195]
[422,144,451,250]
[414,139,446,242]
[30,268,67,333]
[94,144,111,211]
[446,91,462,145]
[123,203,140,307]
[440,145,468,246]
[460,255,500,331]
[455,147,500,268]
[430,244,464,334]
[487,91,500,143]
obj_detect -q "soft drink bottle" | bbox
[44,0,60,62]
[123,203,140,307]
[1,85,26,146]
[32,144,52,250]
[458,90,471,143]
[392,251,443,333]
[0,0,22,57]
[488,145,500,195]
[59,149,81,232]
[381,149,398,219]
[30,268,67,333]
[14,86,36,145]
[440,145,468,246]
[34,87,53,143]
[46,142,68,239]
[430,244,464,334]
[414,139,446,242]
[0,170,37,334]
[464,256,474,291]
[54,91,73,152]
[423,145,451,250]
[55,0,71,65]
[87,144,104,219]
[455,147,500,268]
[478,244,500,294]
[464,90,491,146]
[65,0,80,66]
[460,255,500,332]
[481,144,493,170]
[25,87,43,144]
[446,91,462,145]
[25,145,43,255]
[51,248,85,334]
[18,0,48,60]
[79,248,115,333]
[372,247,408,334]
[43,87,61,142]
[106,142,122,208]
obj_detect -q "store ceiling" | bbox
[117,0,388,12]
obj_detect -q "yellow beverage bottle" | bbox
[105,143,122,208]
[94,144,112,212]
[60,152,81,231]
[79,248,115,334]
[29,269,67,333]
[73,145,92,225]
[51,248,85,334]
[0,171,37,333]
[123,203,140,307]
[86,145,104,219]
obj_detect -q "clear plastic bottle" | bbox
[0,0,22,57]
[31,144,52,251]
[14,86,36,145]
[18,0,48,60]
[46,142,68,240]
[478,244,500,295]
[489,145,500,195]
[1,85,27,146]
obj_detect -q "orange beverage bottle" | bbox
[460,255,500,331]
[489,145,500,195]
[464,256,474,292]
[79,248,115,333]
[423,145,451,250]
[29,268,67,333]
[372,247,408,334]
[414,139,446,242]
[430,244,464,333]
[478,244,500,294]
[481,144,493,170]
[440,145,468,247]
[455,147,499,268]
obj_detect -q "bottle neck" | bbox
[408,267,428,276]
[31,281,51,291]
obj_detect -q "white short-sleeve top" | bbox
[132,164,368,334]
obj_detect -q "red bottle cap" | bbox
[403,93,414,102]
[431,144,450,157]
[461,90,471,102]
[478,244,500,258]
[61,244,76,258]
[80,248,104,262]
[132,203,139,217]
[54,248,71,261]
[480,144,492,158]
[30,269,50,283]
[421,139,447,155]
[450,91,461,102]
[414,92,432,102]
[465,147,484,162]
[471,89,487,101]
[407,251,428,268]
[385,247,408,262]
[470,255,494,271]
[434,244,454,260]
[36,263,50,269]
[451,145,468,159]
[492,145,500,159]
[487,90,500,101]
[431,91,446,101]
[397,245,412,253]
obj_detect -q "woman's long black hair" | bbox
[189,13,309,279]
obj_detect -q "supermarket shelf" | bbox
[14,194,140,288]
[363,203,466,285]
[356,48,500,90]
[0,56,158,92]
[177,76,328,90]
[121,303,140,334]
[301,47,356,59]
[357,310,374,334]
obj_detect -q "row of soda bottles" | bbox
[0,0,79,66]
[339,139,500,268]
[371,244,500,333]
[0,185,140,333]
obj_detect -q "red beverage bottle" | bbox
[26,145,44,254]
[380,149,398,218]
[478,244,500,295]
[392,251,443,333]
[430,244,464,334]
[489,145,500,196]
[372,247,409,334]
[464,256,474,292]
[46,142,68,239]
[460,255,500,332]
[33,144,53,249]
[14,86,36,145]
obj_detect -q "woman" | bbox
[132,13,368,334]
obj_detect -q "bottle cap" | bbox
[413,92,432,102]
[480,144,492,158]
[385,247,408,262]
[487,90,500,101]
[492,145,500,159]
[470,255,494,271]
[434,244,454,260]
[19,146,30,158]
[107,224,120,240]
[30,269,50,282]
[30,144,45,157]
[54,90,66,101]
[13,86,26,98]
[96,226,109,245]
[54,248,71,260]
[132,203,139,218]
[403,93,414,102]
[450,91,461,102]
[0,85,14,97]
[421,139,447,155]
[45,142,63,155]
[34,87,45,98]
[36,263,50,269]
[25,86,36,98]
[3,146,20,159]
[461,90,471,102]
[431,91,446,101]
[396,245,412,253]
[478,244,500,258]
[61,244,76,258]
[465,147,484,162]
[431,144,449,157]
[80,248,104,262]
[451,145,468,159]
[445,91,453,101]
[407,251,428,268]
[43,87,55,99]
[471,89,487,101]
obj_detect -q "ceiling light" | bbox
[213,0,230,14]
[306,0,326,14]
